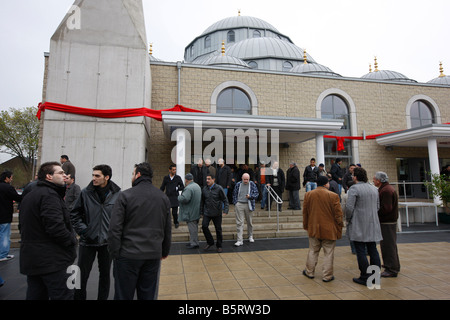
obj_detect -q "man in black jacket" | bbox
[160,164,184,228]
[0,170,22,262]
[19,162,77,300]
[201,174,229,253]
[286,161,301,210]
[108,162,171,300]
[70,164,121,300]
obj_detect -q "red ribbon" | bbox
[36,102,207,121]
[324,130,402,151]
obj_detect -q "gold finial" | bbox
[369,64,372,73]
[221,41,225,56]
[439,61,445,77]
[303,50,308,64]
[149,43,153,55]
[238,9,241,16]
[374,56,379,72]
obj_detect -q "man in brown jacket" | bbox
[302,175,343,282]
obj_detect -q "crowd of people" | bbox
[0,154,404,299]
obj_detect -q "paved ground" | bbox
[1,223,449,301]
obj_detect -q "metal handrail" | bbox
[265,184,283,232]
[389,180,432,202]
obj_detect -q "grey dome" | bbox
[201,15,280,36]
[226,37,315,62]
[290,62,341,77]
[361,69,417,83]
[201,53,251,69]
[428,76,450,86]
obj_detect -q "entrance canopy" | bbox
[161,112,344,180]
[376,124,450,205]
[161,112,344,143]
[376,124,450,148]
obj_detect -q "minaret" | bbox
[41,0,151,189]
[439,61,446,77]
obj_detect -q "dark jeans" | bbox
[202,214,223,248]
[75,245,112,300]
[26,268,74,300]
[354,241,381,280]
[113,257,161,300]
[171,207,179,225]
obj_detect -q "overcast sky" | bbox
[0,0,449,116]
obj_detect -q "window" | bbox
[204,36,211,49]
[321,95,352,167]
[253,30,261,38]
[227,31,235,43]
[217,88,251,115]
[410,100,435,128]
[248,61,258,69]
[283,61,293,72]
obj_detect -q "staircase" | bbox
[10,203,307,248]
[171,203,307,242]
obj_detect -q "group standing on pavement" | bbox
[1,154,403,298]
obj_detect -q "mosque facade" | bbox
[40,2,450,213]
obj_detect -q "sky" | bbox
[0,0,449,115]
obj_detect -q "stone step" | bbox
[9,204,306,248]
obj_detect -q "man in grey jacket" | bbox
[178,173,202,249]
[345,166,382,286]
[70,164,121,300]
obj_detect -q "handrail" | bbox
[265,184,283,232]
[389,180,431,202]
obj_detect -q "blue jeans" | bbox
[354,241,381,280]
[0,223,11,259]
[113,257,161,300]
[305,182,317,192]
[260,184,267,208]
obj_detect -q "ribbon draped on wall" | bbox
[36,101,449,152]
[36,101,207,121]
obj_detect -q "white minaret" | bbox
[40,0,151,189]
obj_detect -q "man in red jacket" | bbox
[373,171,400,278]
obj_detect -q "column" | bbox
[316,134,325,165]
[176,129,186,181]
[427,137,441,205]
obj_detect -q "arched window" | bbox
[321,94,352,167]
[204,36,211,49]
[253,30,261,38]
[410,100,435,128]
[217,88,251,115]
[283,61,293,72]
[227,31,235,43]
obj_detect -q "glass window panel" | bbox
[248,61,258,69]
[204,36,211,48]
[253,30,261,38]
[333,96,348,114]
[217,88,251,115]
[321,96,333,114]
[227,31,235,43]
[283,61,293,72]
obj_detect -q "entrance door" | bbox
[396,158,430,199]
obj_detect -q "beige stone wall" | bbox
[149,62,450,193]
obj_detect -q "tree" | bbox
[0,107,39,177]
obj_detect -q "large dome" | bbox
[201,15,280,36]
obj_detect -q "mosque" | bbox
[39,1,450,221]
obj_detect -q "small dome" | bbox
[427,62,450,86]
[201,54,251,69]
[201,15,280,36]
[290,62,341,77]
[226,37,315,62]
[361,70,416,83]
[428,76,450,86]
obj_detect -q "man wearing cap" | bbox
[178,173,202,249]
[302,175,343,282]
